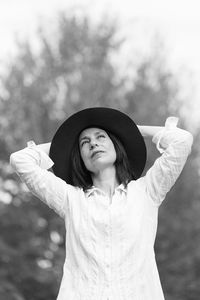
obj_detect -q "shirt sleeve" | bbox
[10,141,73,218]
[142,117,193,206]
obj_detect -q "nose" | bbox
[89,140,98,150]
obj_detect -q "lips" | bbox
[91,150,105,158]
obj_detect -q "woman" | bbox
[10,107,193,300]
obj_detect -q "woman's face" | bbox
[79,127,117,174]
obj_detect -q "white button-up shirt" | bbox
[10,120,193,300]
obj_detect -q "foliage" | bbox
[0,160,65,299]
[0,12,200,300]
[0,14,122,154]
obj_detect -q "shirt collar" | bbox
[85,183,127,198]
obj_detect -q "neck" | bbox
[92,166,119,198]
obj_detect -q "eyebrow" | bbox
[79,131,104,143]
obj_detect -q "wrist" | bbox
[138,125,164,138]
[36,143,51,156]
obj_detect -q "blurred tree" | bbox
[156,132,200,300]
[0,13,122,155]
[0,160,65,299]
[0,11,199,300]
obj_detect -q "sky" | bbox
[0,0,200,130]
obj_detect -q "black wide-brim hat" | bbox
[49,107,147,184]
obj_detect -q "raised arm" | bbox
[137,116,179,138]
[10,141,74,218]
[137,125,163,138]
[27,141,51,155]
[137,117,193,206]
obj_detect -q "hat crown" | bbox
[50,107,147,184]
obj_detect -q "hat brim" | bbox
[49,107,146,184]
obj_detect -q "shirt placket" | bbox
[104,198,112,299]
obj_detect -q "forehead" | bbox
[79,127,107,139]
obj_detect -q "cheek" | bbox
[109,144,117,160]
[80,148,90,167]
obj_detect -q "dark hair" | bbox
[70,129,136,191]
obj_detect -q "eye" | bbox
[80,140,89,147]
[97,134,105,139]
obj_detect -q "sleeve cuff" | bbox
[152,117,179,153]
[27,140,54,170]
